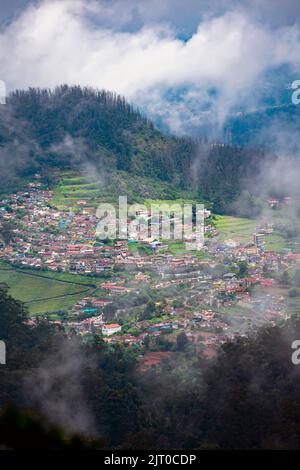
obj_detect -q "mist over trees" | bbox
[0,85,274,213]
[2,284,300,449]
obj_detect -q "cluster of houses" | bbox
[1,179,300,362]
[0,186,125,273]
[268,197,293,209]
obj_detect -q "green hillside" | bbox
[0,263,96,315]
[0,86,271,213]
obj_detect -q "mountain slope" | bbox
[0,85,272,212]
[0,86,194,190]
[224,104,300,151]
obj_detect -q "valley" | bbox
[1,171,299,365]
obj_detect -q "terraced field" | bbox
[52,173,102,210]
[264,233,286,252]
[0,264,96,315]
[52,171,203,210]
[214,215,258,243]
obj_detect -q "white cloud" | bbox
[0,0,300,133]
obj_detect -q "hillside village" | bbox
[1,176,299,364]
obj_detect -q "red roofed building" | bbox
[260,278,274,287]
[102,323,122,336]
[244,277,257,287]
[101,283,128,293]
[140,352,173,371]
[287,253,300,262]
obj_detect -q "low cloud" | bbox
[24,338,96,436]
[0,0,299,134]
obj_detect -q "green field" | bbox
[52,174,101,210]
[264,233,286,252]
[52,171,205,210]
[0,265,96,315]
[214,215,258,243]
[144,198,201,207]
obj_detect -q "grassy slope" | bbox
[0,263,97,315]
[264,233,286,252]
[214,215,257,243]
[52,171,204,210]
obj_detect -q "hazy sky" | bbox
[2,0,300,30]
[0,0,299,133]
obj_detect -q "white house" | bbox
[102,323,122,336]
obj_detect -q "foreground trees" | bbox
[2,284,300,449]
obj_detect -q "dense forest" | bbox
[1,284,300,449]
[225,104,300,151]
[0,86,272,212]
